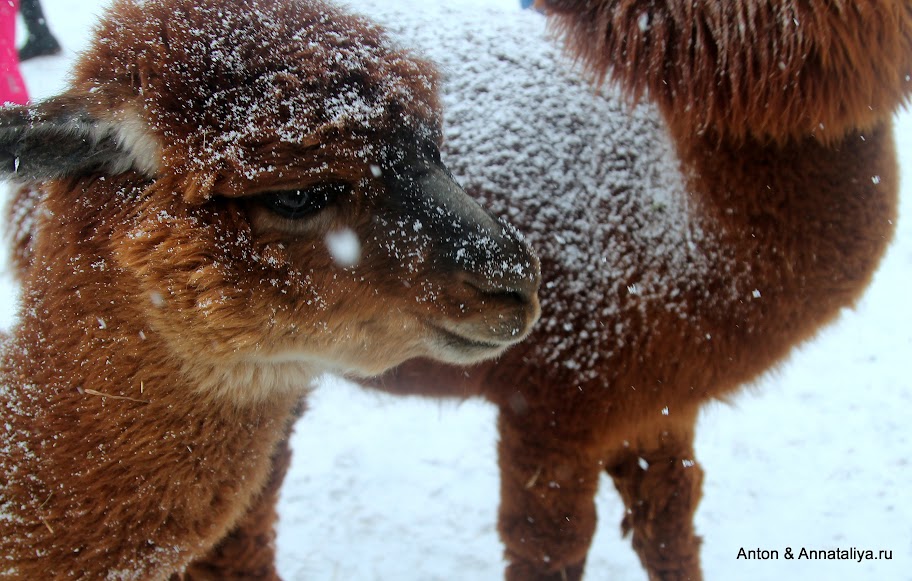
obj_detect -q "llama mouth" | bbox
[429,323,515,359]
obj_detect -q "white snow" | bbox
[2,0,910,579]
[325,228,362,266]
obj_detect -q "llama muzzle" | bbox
[379,147,541,359]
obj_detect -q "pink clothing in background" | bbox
[1,0,29,105]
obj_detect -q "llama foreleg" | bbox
[496,411,604,581]
[605,415,704,581]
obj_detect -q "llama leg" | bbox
[497,411,603,581]
[182,435,294,581]
[605,417,704,581]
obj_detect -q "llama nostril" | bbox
[460,273,539,306]
[451,230,542,307]
[471,284,524,304]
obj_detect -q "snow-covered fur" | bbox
[0,0,540,578]
[353,1,912,580]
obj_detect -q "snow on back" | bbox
[350,0,744,381]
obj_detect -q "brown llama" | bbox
[348,1,912,580]
[0,0,540,579]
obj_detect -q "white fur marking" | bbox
[109,110,162,176]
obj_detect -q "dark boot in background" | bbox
[18,0,61,61]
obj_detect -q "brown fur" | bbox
[359,1,911,580]
[542,0,912,144]
[0,0,539,578]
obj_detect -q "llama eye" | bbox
[260,182,348,219]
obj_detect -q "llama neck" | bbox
[676,124,898,295]
[2,281,301,574]
[649,122,900,390]
[1,187,304,571]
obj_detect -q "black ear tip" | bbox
[0,106,28,124]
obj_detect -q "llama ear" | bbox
[0,95,154,181]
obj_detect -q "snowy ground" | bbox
[4,0,911,579]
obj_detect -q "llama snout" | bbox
[442,220,541,348]
[429,220,541,359]
[377,150,541,361]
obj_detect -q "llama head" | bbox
[0,0,541,404]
